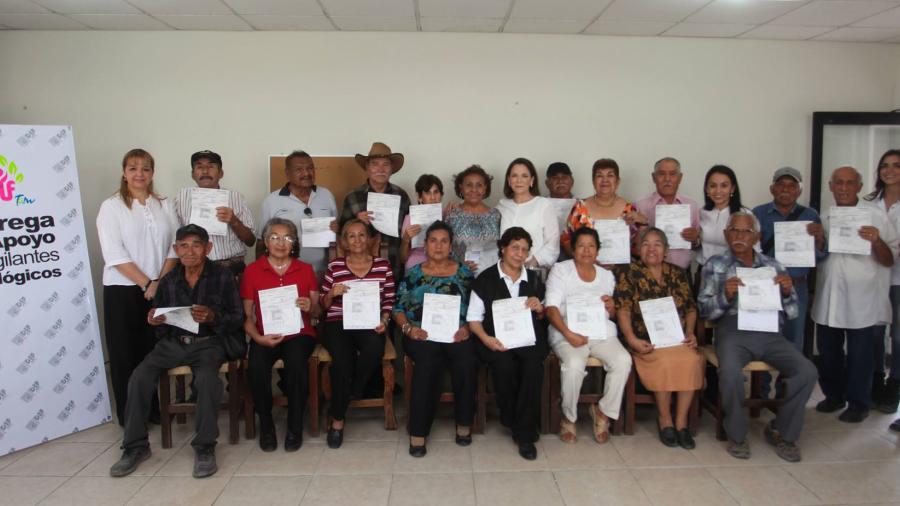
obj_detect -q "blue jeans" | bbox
[762,277,808,397]
[816,324,875,412]
[873,285,900,380]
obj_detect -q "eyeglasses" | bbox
[267,234,296,244]
[303,207,312,217]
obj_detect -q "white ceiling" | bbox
[2,0,900,43]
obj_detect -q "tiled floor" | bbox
[1,387,899,506]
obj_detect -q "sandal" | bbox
[559,418,577,443]
[589,405,610,444]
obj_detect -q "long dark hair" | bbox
[502,158,540,199]
[865,149,900,201]
[702,164,742,213]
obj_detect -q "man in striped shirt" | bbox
[174,150,256,276]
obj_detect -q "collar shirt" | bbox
[466,262,529,322]
[495,196,560,269]
[812,199,900,329]
[698,250,798,322]
[96,194,179,286]
[634,192,700,269]
[752,202,826,279]
[875,197,900,286]
[259,184,338,274]
[152,260,244,340]
[174,187,255,261]
[339,181,411,273]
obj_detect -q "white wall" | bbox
[0,30,898,296]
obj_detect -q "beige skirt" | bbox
[632,345,705,392]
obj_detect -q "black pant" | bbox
[323,322,385,421]
[475,338,548,444]
[248,336,317,435]
[104,285,158,425]
[817,324,875,412]
[123,337,226,450]
[405,336,478,437]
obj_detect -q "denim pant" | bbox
[873,285,900,381]
[816,324,875,412]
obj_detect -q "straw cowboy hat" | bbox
[354,142,404,173]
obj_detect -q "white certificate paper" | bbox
[367,192,402,238]
[549,198,576,232]
[492,297,536,349]
[422,293,461,343]
[154,306,199,334]
[638,297,684,348]
[828,206,871,255]
[463,241,498,272]
[565,293,608,340]
[342,280,381,330]
[301,217,336,248]
[655,204,692,250]
[189,188,229,236]
[775,221,815,268]
[258,285,303,336]
[738,309,779,333]
[409,203,443,248]
[593,219,631,264]
[736,267,782,312]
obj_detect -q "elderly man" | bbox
[545,162,574,199]
[110,224,245,479]
[635,157,700,269]
[174,150,256,276]
[698,212,818,462]
[812,166,898,423]
[260,150,338,275]
[340,142,411,274]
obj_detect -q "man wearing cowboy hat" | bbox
[340,142,411,275]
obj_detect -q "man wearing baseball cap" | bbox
[174,150,256,276]
[545,162,575,199]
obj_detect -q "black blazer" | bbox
[470,264,547,344]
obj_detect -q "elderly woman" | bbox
[546,227,632,444]
[97,148,179,426]
[467,227,548,460]
[615,227,704,450]
[321,219,395,449]
[561,158,641,258]
[241,218,320,452]
[393,221,477,457]
[445,165,501,276]
[495,158,560,270]
[400,174,445,271]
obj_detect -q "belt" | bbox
[177,335,211,345]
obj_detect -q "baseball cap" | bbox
[175,224,209,242]
[546,162,572,178]
[191,150,222,167]
[772,166,802,183]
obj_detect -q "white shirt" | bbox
[876,197,900,286]
[173,186,255,261]
[812,199,899,329]
[260,185,338,273]
[697,206,758,265]
[466,262,529,322]
[96,194,178,286]
[544,260,617,344]
[495,196,560,268]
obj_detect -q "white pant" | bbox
[550,335,632,422]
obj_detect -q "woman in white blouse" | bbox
[545,227,632,444]
[96,149,179,426]
[495,158,560,269]
[697,165,754,267]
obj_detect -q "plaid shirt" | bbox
[697,250,798,322]
[339,181,411,274]
[153,260,244,341]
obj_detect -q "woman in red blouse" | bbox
[321,219,396,449]
[241,218,320,453]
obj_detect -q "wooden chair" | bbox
[403,355,485,434]
[622,366,700,436]
[318,339,398,430]
[242,350,323,440]
[475,357,552,435]
[546,353,624,436]
[158,360,242,449]
[699,345,785,441]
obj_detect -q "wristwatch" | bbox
[142,279,152,292]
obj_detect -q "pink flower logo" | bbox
[0,155,24,202]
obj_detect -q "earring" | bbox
[730,193,734,197]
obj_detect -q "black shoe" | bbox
[815,398,846,413]
[193,447,217,478]
[878,378,900,414]
[517,441,537,460]
[838,408,869,423]
[455,433,472,447]
[408,444,427,458]
[259,432,277,452]
[284,431,302,452]
[326,427,344,449]
[658,426,678,447]
[890,418,900,432]
[676,428,695,450]
[109,446,151,477]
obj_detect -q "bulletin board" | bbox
[268,155,368,212]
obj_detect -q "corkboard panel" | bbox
[269,155,368,213]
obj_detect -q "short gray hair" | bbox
[830,165,862,182]
[653,157,681,174]
[726,211,759,233]
[638,226,669,251]
[261,217,298,242]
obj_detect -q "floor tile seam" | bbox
[771,463,828,505]
[31,475,72,505]
[622,468,657,505]
[706,466,760,506]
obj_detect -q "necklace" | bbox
[269,259,289,270]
